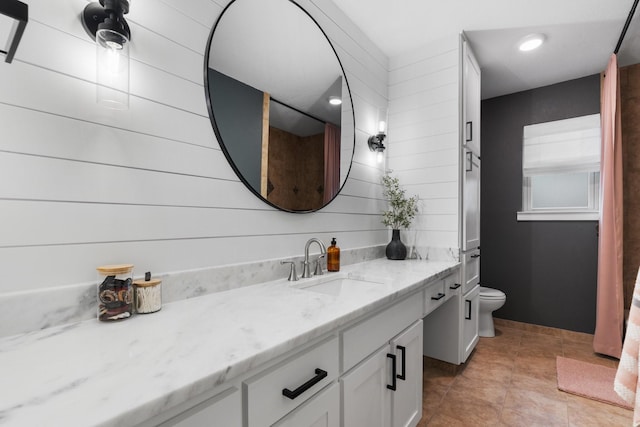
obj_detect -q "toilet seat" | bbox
[480,286,505,299]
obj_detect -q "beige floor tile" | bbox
[520,331,564,346]
[423,412,468,426]
[494,318,527,331]
[446,375,509,406]
[460,359,514,384]
[500,407,568,427]
[469,345,518,364]
[418,319,631,426]
[510,371,567,400]
[566,394,632,427]
[521,323,564,336]
[518,342,564,358]
[490,325,524,338]
[560,329,594,344]
[436,395,502,426]
[422,366,456,388]
[561,342,619,368]
[503,387,568,425]
[422,382,449,414]
[513,353,558,380]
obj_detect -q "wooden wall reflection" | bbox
[621,64,640,309]
[266,127,324,211]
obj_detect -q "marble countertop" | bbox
[0,259,458,426]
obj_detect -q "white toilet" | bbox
[478,286,506,337]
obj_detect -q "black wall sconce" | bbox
[0,0,28,64]
[368,131,386,163]
[81,0,131,109]
[368,114,388,163]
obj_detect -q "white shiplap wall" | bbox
[387,35,461,251]
[0,0,389,296]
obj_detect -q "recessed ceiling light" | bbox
[329,96,342,106]
[518,34,546,52]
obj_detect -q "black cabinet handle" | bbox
[466,151,473,172]
[282,368,327,400]
[396,346,406,381]
[466,121,473,142]
[470,254,480,259]
[431,292,445,301]
[386,353,397,391]
[449,283,461,290]
[465,300,472,320]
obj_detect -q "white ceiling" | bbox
[332,0,640,99]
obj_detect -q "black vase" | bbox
[386,229,407,260]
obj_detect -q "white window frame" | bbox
[517,114,601,222]
[518,172,600,221]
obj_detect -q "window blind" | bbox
[522,114,601,176]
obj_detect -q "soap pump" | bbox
[327,237,340,272]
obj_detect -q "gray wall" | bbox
[209,68,263,193]
[481,74,600,333]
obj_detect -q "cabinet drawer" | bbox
[424,278,446,316]
[159,387,240,427]
[273,382,339,427]
[463,250,480,294]
[342,295,422,373]
[444,271,462,299]
[244,336,339,427]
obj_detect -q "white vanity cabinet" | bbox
[148,387,241,427]
[244,336,339,427]
[341,294,424,427]
[460,250,480,363]
[423,267,484,365]
[342,344,393,427]
[126,266,466,427]
[462,284,480,362]
[390,320,423,427]
[273,383,340,427]
[342,321,423,427]
[424,272,459,316]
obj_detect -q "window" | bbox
[517,114,601,221]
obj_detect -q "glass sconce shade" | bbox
[81,0,131,109]
[96,28,130,109]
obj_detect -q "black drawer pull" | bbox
[282,368,327,400]
[387,353,397,391]
[470,254,480,259]
[397,346,406,381]
[431,292,445,301]
[465,300,472,320]
[466,121,473,142]
[449,283,461,290]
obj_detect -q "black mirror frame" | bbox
[203,0,356,213]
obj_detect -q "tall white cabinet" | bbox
[460,34,482,364]
[342,313,424,427]
[462,38,481,159]
[423,33,481,366]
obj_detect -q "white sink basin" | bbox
[293,274,389,296]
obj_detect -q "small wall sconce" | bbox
[81,0,131,109]
[0,0,28,64]
[368,119,386,163]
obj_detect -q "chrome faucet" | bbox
[302,238,327,278]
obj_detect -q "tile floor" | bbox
[418,318,633,426]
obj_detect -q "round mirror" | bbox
[205,0,355,212]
